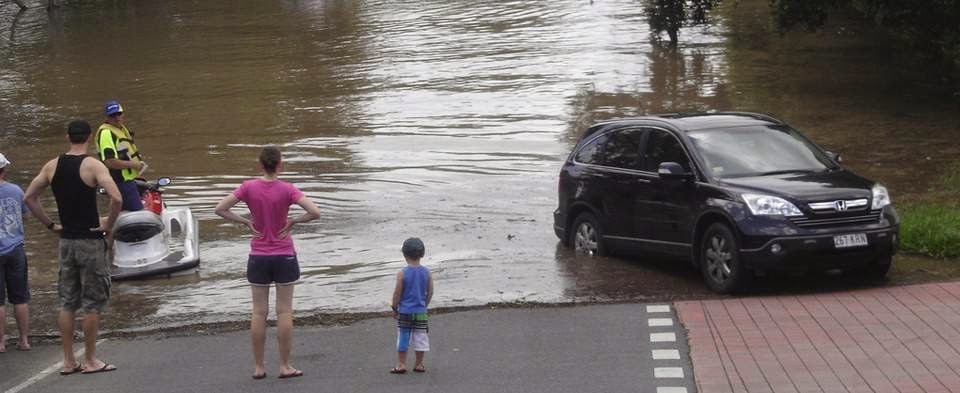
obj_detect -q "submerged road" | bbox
[1,304,696,393]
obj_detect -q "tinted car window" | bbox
[686,125,835,178]
[602,128,645,170]
[574,134,608,165]
[643,129,690,172]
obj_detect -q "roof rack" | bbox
[587,111,783,132]
[651,111,706,118]
[650,111,783,124]
[715,111,783,124]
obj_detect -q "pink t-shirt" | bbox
[233,179,304,256]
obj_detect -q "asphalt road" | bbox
[2,304,695,393]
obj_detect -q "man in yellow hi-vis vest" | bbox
[96,100,147,211]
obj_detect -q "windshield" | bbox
[687,125,836,178]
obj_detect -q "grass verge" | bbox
[897,161,960,259]
[899,204,960,258]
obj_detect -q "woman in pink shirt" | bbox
[215,146,320,380]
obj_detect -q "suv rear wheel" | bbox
[700,223,751,293]
[571,212,605,256]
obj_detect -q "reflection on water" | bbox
[0,0,957,332]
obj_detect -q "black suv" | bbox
[553,112,899,293]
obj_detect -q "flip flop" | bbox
[252,372,267,380]
[17,343,31,351]
[389,368,407,374]
[413,366,426,373]
[82,363,117,374]
[278,369,303,379]
[60,364,83,376]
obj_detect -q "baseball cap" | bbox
[0,153,10,169]
[104,100,124,116]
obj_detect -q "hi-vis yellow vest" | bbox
[96,123,141,181]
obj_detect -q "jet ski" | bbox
[110,177,200,281]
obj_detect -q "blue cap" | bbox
[402,237,425,259]
[104,100,124,116]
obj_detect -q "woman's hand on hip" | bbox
[278,220,294,239]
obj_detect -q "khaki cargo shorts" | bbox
[58,238,111,313]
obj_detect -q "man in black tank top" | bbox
[23,120,123,375]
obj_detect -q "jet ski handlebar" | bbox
[98,177,172,195]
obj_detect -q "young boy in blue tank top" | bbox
[390,237,433,374]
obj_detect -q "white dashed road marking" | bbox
[647,305,671,313]
[650,332,676,342]
[657,387,688,393]
[654,367,685,378]
[652,349,681,360]
[647,318,673,327]
[645,304,692,393]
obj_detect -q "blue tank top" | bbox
[399,265,430,314]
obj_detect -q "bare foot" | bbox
[17,341,31,351]
[60,363,82,375]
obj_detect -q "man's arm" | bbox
[21,194,30,219]
[22,160,59,232]
[97,128,143,171]
[91,160,122,232]
[102,158,144,171]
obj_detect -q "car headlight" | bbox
[742,194,803,217]
[872,184,891,209]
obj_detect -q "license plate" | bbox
[834,233,868,248]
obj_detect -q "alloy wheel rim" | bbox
[574,222,598,256]
[705,234,733,284]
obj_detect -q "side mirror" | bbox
[658,162,694,181]
[157,177,172,186]
[825,151,842,163]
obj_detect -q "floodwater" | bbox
[0,0,957,333]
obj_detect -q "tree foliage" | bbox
[644,0,721,45]
[771,0,960,74]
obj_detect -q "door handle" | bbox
[636,178,652,184]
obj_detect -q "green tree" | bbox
[770,0,960,76]
[644,0,721,45]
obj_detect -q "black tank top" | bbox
[51,154,103,239]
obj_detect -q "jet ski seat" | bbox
[113,210,164,243]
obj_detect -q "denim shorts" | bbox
[118,180,144,211]
[247,255,299,286]
[0,245,30,305]
[58,238,110,312]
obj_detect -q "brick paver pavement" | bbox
[676,281,960,393]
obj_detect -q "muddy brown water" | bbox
[0,1,958,335]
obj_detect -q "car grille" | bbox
[789,210,882,228]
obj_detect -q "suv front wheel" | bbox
[571,212,605,256]
[700,223,751,293]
